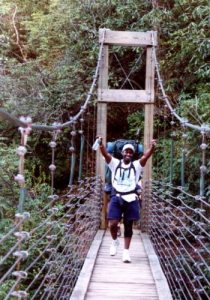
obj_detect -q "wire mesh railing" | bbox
[0,29,107,299]
[149,181,210,300]
[0,176,103,300]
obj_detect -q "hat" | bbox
[122,144,135,152]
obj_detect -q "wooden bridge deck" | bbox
[70,229,172,300]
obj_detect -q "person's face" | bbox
[122,149,134,164]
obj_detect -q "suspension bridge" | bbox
[0,29,209,300]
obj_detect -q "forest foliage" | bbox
[0,0,209,214]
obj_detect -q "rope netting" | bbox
[148,182,210,300]
[0,177,102,299]
[141,33,210,300]
[0,29,107,299]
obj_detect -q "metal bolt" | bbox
[13,250,29,259]
[11,291,28,298]
[16,146,27,156]
[71,131,76,136]
[200,143,207,150]
[12,271,28,279]
[49,141,57,148]
[200,165,207,174]
[14,231,30,240]
[49,164,56,171]
[69,146,75,152]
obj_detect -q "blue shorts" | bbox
[108,196,140,222]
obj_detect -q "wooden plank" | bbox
[88,284,158,296]
[141,233,173,300]
[86,294,158,300]
[85,229,159,300]
[99,29,157,46]
[70,230,105,300]
[87,286,158,296]
[90,276,155,284]
[94,255,150,263]
[98,89,153,103]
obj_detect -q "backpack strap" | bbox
[112,161,138,197]
[128,162,136,178]
[113,160,122,180]
[113,161,136,182]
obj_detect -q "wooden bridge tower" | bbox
[96,29,157,231]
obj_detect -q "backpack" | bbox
[107,139,143,160]
[104,139,143,193]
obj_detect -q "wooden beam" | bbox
[143,104,154,183]
[96,44,109,229]
[96,45,108,183]
[142,46,155,232]
[99,29,157,46]
[145,47,155,102]
[98,89,153,103]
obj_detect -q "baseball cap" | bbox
[122,144,135,152]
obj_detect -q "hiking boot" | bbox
[109,239,119,256]
[122,249,131,263]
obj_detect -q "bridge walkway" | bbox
[71,228,172,300]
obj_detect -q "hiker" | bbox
[98,137,156,263]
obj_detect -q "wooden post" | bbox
[96,34,108,229]
[142,42,155,232]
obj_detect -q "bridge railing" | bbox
[148,180,210,300]
[0,176,102,300]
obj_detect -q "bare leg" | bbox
[117,223,121,237]
[109,220,119,240]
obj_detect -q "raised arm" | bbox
[140,139,157,167]
[98,137,112,164]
